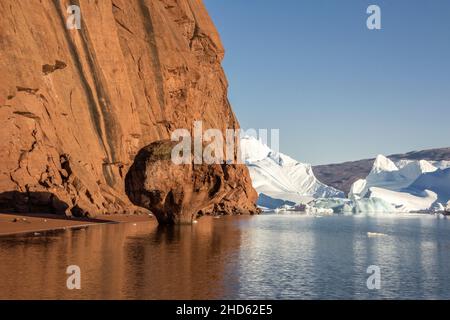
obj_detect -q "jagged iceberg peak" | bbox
[240,135,297,166]
[395,159,437,181]
[418,159,439,172]
[396,159,436,171]
[240,136,273,163]
[371,154,398,174]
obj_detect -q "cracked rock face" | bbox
[0,0,258,218]
[125,140,259,224]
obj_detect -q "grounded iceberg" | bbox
[309,197,398,214]
[241,136,344,207]
[349,155,438,199]
[349,155,450,213]
[256,193,296,210]
[242,139,450,214]
[368,187,438,212]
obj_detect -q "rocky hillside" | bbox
[0,0,258,219]
[313,148,450,195]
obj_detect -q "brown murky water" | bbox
[0,216,243,299]
[1,214,450,299]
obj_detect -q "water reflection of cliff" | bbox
[0,217,243,299]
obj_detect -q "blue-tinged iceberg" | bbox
[309,197,398,214]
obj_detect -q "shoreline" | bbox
[0,212,154,237]
[1,210,445,237]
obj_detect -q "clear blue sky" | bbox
[204,0,450,165]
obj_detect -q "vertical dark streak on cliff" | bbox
[74,3,117,187]
[138,0,166,113]
[53,0,118,187]
[51,0,107,158]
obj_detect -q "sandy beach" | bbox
[0,213,154,236]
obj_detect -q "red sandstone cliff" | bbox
[0,0,258,219]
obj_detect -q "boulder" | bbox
[125,140,259,224]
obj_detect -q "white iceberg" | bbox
[368,187,438,212]
[350,155,437,199]
[352,197,399,213]
[309,197,398,214]
[241,136,344,204]
[349,154,450,212]
[243,140,450,214]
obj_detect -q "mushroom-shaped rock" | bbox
[125,140,260,224]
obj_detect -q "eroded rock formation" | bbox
[125,140,259,224]
[0,0,258,219]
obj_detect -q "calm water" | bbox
[1,214,450,299]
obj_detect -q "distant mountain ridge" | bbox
[313,148,450,195]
